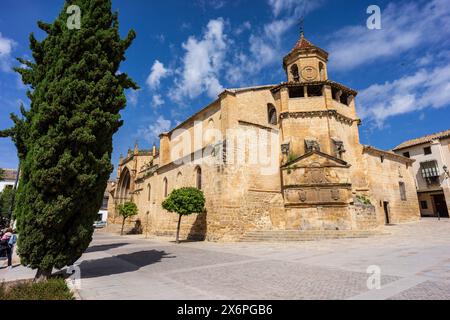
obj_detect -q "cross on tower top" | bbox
[297,17,305,38]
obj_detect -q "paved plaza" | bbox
[2,219,450,299]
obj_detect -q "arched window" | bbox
[147,184,151,202]
[195,167,202,190]
[319,62,325,81]
[290,64,299,82]
[163,178,168,198]
[268,104,277,125]
[176,172,182,188]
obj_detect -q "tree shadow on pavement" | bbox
[84,243,130,253]
[78,250,173,279]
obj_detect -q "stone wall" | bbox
[350,204,378,230]
[109,74,421,241]
[363,152,420,225]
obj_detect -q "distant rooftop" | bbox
[0,169,18,182]
[393,129,450,151]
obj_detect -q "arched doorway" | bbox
[117,167,132,204]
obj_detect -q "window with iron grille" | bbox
[420,161,440,185]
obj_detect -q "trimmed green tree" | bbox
[162,187,206,244]
[0,188,16,219]
[117,202,138,235]
[0,0,137,280]
[0,169,4,181]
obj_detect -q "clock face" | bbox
[301,66,318,81]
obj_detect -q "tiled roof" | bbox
[0,169,18,181]
[292,34,315,50]
[286,33,328,58]
[393,129,450,151]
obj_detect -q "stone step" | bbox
[239,230,386,242]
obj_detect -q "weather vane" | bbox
[298,17,305,37]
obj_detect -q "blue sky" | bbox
[1,0,449,171]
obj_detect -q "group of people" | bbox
[0,228,17,270]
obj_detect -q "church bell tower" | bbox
[283,32,329,83]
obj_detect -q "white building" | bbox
[393,129,450,218]
[0,169,18,193]
[96,181,114,222]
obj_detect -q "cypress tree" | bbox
[0,0,137,279]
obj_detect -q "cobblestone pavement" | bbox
[3,219,450,300]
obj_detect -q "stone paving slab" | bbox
[168,259,400,300]
[2,219,450,300]
[389,281,450,300]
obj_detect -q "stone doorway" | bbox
[383,202,390,225]
[432,194,449,218]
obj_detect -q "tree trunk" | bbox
[35,267,52,282]
[176,215,182,244]
[121,217,126,235]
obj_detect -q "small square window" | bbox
[420,201,428,210]
[403,152,410,158]
[424,147,432,155]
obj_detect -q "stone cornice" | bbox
[120,151,154,165]
[283,183,352,189]
[271,81,358,96]
[363,145,415,164]
[280,110,361,126]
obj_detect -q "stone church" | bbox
[108,33,420,241]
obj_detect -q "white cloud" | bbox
[154,0,323,102]
[138,116,172,144]
[268,0,324,18]
[196,0,226,10]
[235,21,252,35]
[328,0,450,71]
[171,18,227,101]
[0,33,16,72]
[228,0,323,83]
[126,89,140,107]
[152,94,164,108]
[146,60,170,90]
[358,63,450,127]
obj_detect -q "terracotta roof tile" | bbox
[393,129,450,150]
[292,34,315,51]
